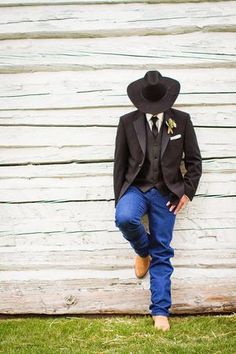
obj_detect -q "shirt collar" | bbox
[145,112,164,123]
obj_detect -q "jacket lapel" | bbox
[133,108,174,160]
[133,110,146,156]
[161,107,173,159]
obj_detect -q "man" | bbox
[113,70,202,331]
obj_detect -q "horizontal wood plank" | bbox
[0,160,235,201]
[0,69,235,110]
[1,158,234,176]
[0,2,235,40]
[0,268,235,314]
[0,32,235,73]
[0,227,235,249]
[0,125,235,164]
[0,0,231,6]
[0,197,235,236]
[0,248,235,271]
[0,105,235,127]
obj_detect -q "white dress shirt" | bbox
[145,112,164,133]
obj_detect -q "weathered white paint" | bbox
[0,161,235,200]
[0,32,235,73]
[0,268,235,314]
[0,0,235,315]
[0,126,235,161]
[0,69,235,109]
[0,2,235,40]
[0,0,231,6]
[0,105,235,126]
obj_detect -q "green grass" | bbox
[0,314,235,353]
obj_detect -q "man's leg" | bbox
[115,186,150,258]
[147,187,176,318]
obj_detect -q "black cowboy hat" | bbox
[127,70,180,115]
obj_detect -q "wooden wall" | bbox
[0,0,235,314]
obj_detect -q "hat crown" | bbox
[142,71,166,102]
[144,70,163,86]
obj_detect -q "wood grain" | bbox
[0,2,235,40]
[0,32,235,73]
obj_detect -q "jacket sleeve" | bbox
[113,117,129,207]
[183,114,202,201]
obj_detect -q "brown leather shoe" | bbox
[134,254,150,278]
[152,315,170,331]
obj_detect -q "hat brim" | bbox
[127,75,180,114]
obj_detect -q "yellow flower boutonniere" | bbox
[166,118,177,135]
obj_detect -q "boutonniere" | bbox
[166,118,177,135]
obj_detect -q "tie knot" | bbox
[151,115,158,124]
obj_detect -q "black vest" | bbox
[132,117,170,195]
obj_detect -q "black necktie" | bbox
[151,115,159,136]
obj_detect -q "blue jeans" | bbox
[115,185,176,317]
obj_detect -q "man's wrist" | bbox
[184,194,190,201]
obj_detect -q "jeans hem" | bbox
[151,312,170,317]
[137,252,150,258]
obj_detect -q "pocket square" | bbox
[170,134,181,140]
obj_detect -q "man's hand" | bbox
[166,194,190,215]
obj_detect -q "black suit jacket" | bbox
[113,107,202,208]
